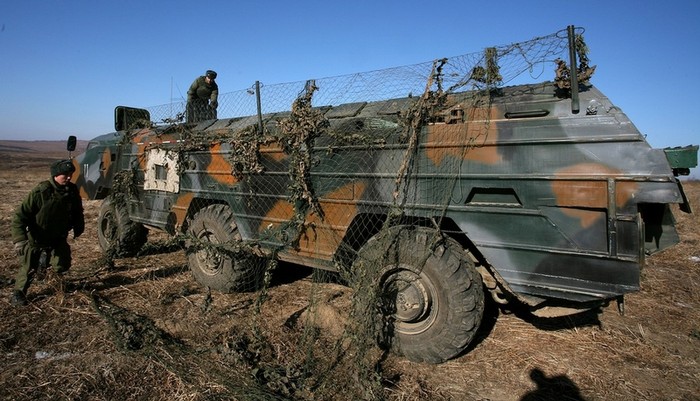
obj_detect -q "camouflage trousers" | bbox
[14,240,71,294]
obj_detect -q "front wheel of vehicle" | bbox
[97,197,148,257]
[186,204,264,293]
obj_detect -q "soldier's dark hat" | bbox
[206,70,217,79]
[51,159,76,177]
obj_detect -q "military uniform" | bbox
[10,160,84,305]
[186,70,219,123]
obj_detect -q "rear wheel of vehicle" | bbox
[186,204,264,293]
[353,226,484,363]
[97,197,148,257]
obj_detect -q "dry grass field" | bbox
[0,141,698,401]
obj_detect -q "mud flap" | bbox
[676,178,692,214]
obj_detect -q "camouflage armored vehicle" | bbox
[70,26,697,363]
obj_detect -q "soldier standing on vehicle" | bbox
[9,159,85,306]
[186,69,219,123]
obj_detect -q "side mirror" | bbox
[67,135,77,152]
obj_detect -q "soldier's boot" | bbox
[9,290,27,306]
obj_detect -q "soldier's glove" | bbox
[14,240,28,257]
[210,100,218,109]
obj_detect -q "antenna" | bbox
[170,76,173,119]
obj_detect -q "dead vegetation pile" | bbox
[1,160,698,401]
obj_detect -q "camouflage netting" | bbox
[148,31,591,126]
[99,27,595,399]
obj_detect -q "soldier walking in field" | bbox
[186,69,219,123]
[10,159,85,306]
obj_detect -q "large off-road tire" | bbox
[97,197,148,257]
[186,204,264,293]
[354,226,485,363]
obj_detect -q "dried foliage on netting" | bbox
[554,33,597,90]
[228,125,269,179]
[111,169,139,204]
[469,47,503,86]
[275,81,329,247]
[390,58,449,219]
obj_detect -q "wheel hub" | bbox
[386,270,431,324]
[195,231,223,275]
[100,213,117,242]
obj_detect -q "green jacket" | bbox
[187,76,219,103]
[12,178,85,246]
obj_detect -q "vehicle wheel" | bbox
[186,204,264,293]
[97,197,148,257]
[353,226,484,363]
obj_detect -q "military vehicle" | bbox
[69,26,697,363]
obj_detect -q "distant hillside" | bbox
[0,140,89,170]
[0,139,88,154]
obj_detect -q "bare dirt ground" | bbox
[0,143,698,401]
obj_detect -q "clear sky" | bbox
[1,0,698,155]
